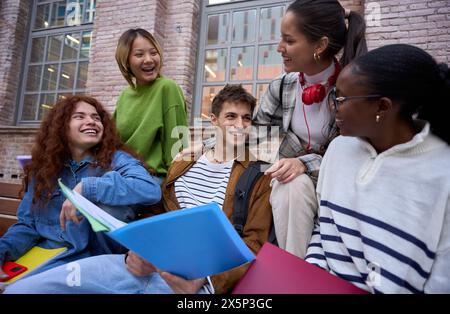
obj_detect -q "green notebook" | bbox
[58,179,126,232]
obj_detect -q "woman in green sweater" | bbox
[114,28,188,179]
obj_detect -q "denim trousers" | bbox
[4,254,211,294]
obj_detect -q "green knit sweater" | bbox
[113,77,188,176]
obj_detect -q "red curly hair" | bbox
[24,95,143,204]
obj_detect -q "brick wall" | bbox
[365,0,450,63]
[0,128,36,183]
[85,0,160,113]
[86,0,199,115]
[0,0,31,125]
[162,0,200,121]
[0,0,33,183]
[341,0,364,12]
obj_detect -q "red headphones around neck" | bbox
[299,58,341,105]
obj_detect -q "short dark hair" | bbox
[211,84,256,117]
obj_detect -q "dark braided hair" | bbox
[350,44,449,145]
[287,0,367,67]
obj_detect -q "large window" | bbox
[194,0,289,121]
[18,0,96,123]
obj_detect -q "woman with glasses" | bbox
[253,0,367,258]
[306,44,450,293]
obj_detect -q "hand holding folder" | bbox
[58,179,255,280]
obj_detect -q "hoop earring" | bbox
[376,115,380,123]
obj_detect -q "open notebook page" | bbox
[58,179,127,232]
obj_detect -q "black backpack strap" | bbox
[279,74,286,107]
[268,223,278,246]
[232,161,267,236]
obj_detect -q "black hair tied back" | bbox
[437,63,450,91]
[423,62,450,145]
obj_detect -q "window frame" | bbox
[192,0,290,124]
[17,0,95,125]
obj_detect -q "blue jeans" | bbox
[4,254,211,294]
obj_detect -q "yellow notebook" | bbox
[4,246,67,284]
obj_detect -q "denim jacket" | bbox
[0,150,161,273]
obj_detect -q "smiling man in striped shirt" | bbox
[155,84,273,294]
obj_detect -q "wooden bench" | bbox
[0,182,22,237]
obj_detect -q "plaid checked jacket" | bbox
[253,72,339,184]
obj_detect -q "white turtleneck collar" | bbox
[302,61,336,85]
[358,120,446,158]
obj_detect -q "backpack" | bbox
[232,160,278,245]
[231,75,285,245]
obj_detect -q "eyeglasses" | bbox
[328,87,382,111]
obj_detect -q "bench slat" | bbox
[0,182,22,236]
[0,182,22,198]
[0,197,21,216]
[0,216,18,236]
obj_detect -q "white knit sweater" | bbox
[306,122,450,293]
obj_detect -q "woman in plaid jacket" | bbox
[255,0,367,258]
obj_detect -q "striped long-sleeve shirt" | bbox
[174,154,233,209]
[305,122,450,293]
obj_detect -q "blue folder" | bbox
[58,179,255,280]
[107,203,256,280]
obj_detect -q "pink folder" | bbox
[232,243,368,294]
